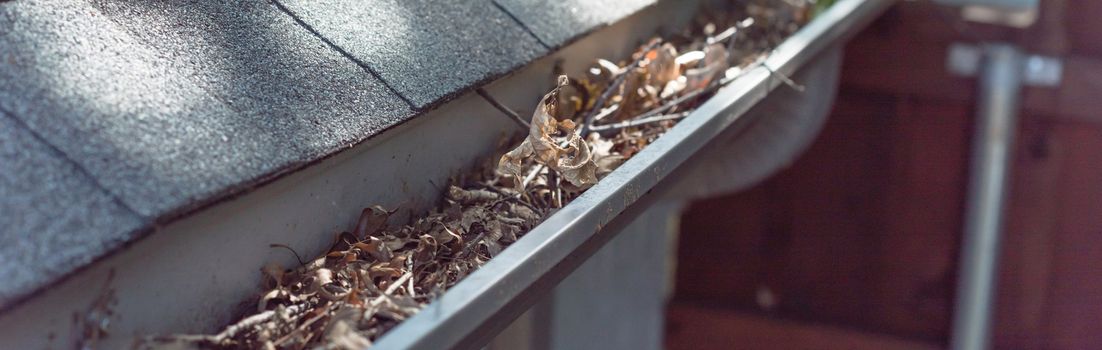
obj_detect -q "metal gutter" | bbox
[372,0,894,348]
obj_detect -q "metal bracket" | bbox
[933,0,1038,27]
[948,42,1063,87]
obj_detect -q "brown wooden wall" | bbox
[671,1,1102,348]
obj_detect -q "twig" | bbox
[628,83,716,122]
[521,164,545,189]
[763,64,805,92]
[548,171,562,208]
[580,39,664,137]
[555,183,563,208]
[153,302,313,346]
[591,104,620,123]
[622,58,768,125]
[270,243,306,267]
[389,272,412,295]
[376,272,413,303]
[273,303,332,347]
[462,231,488,257]
[710,17,755,46]
[476,88,530,131]
[590,112,690,133]
[708,26,738,45]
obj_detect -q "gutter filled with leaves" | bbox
[145,1,834,349]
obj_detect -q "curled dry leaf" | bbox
[498,76,599,189]
[353,205,392,239]
[555,132,599,187]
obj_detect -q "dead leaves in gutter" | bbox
[148,1,811,349]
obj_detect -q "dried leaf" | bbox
[685,43,730,90]
[324,309,371,350]
[497,80,599,189]
[354,205,392,239]
[646,43,680,88]
[554,132,599,188]
[589,136,625,177]
[354,237,392,262]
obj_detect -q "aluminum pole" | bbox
[950,43,1023,350]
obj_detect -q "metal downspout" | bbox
[950,43,1023,350]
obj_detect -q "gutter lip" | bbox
[372,0,894,349]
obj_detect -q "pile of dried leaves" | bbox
[148,1,811,349]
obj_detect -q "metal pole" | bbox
[950,43,1023,350]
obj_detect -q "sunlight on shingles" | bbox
[17,2,214,146]
[284,0,414,74]
[90,0,411,155]
[1,0,273,215]
[277,0,546,107]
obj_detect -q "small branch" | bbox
[590,112,690,134]
[521,164,545,189]
[708,26,738,45]
[363,272,414,312]
[462,231,488,257]
[269,243,306,267]
[621,59,768,126]
[152,302,312,346]
[629,84,715,122]
[710,18,755,46]
[548,171,562,208]
[273,303,332,347]
[588,59,769,135]
[476,88,530,131]
[763,64,805,92]
[581,39,664,137]
[591,104,620,123]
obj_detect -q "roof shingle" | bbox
[1,0,305,218]
[88,0,415,155]
[0,111,145,305]
[494,0,657,48]
[276,0,549,108]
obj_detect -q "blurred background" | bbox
[668,0,1102,348]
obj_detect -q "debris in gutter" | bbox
[144,1,812,349]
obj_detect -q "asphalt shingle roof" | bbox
[0,0,655,310]
[277,0,549,108]
[495,0,657,48]
[0,110,146,305]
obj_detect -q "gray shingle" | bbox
[0,111,146,305]
[0,0,416,308]
[494,0,657,48]
[277,0,548,108]
[0,0,412,219]
[88,0,414,153]
[0,0,286,218]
